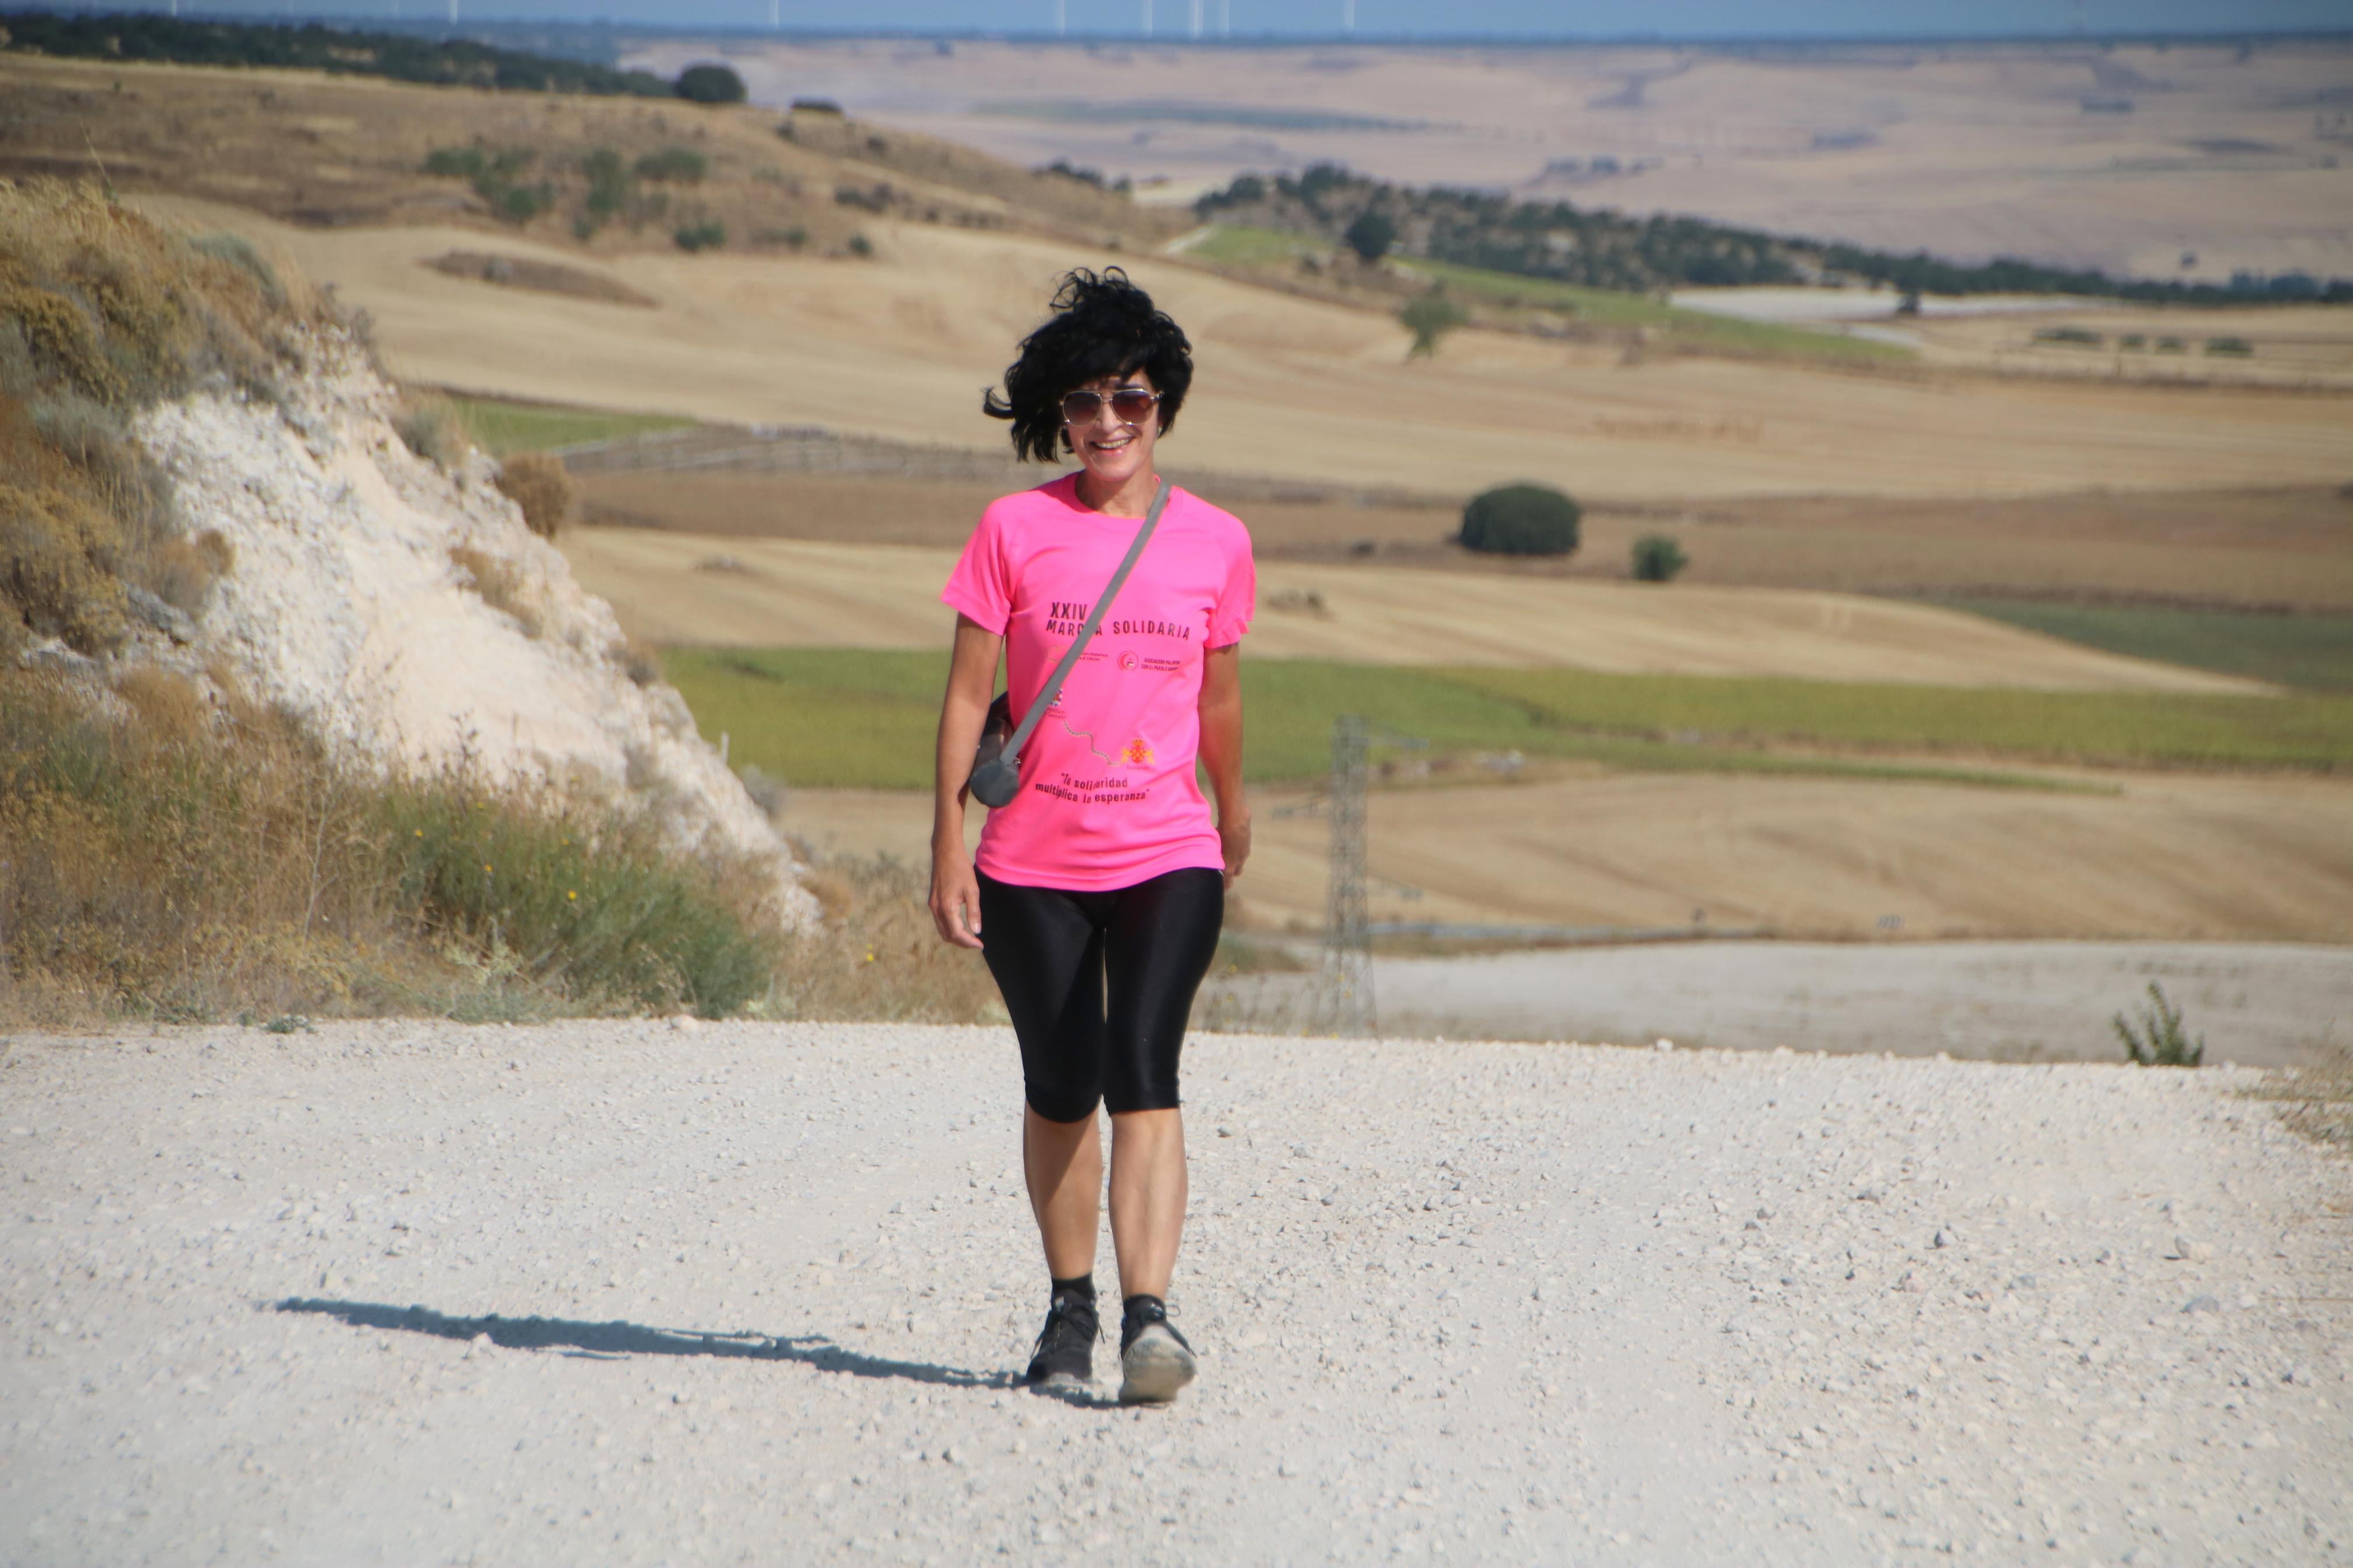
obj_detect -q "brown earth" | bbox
[553,526,2257,692]
[782,766,2353,945]
[573,467,2353,612]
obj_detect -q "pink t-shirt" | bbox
[942,474,1255,891]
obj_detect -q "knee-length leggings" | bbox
[975,867,1225,1123]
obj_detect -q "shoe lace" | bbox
[1033,1296,1098,1360]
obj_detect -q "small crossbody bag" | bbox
[966,478,1170,809]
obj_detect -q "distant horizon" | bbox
[9,2,2353,44]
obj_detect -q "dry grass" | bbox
[0,179,317,656]
[447,545,544,638]
[394,392,468,469]
[768,847,999,1025]
[0,666,783,1026]
[494,451,574,540]
[769,764,2353,947]
[0,52,1172,257]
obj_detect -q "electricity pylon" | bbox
[1312,715,1375,1037]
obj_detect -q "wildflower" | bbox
[567,890,578,901]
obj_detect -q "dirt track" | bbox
[2,1022,2347,1565]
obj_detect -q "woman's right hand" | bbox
[930,847,984,950]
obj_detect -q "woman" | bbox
[929,269,1253,1405]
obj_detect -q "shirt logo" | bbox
[1119,651,1140,671]
[1120,738,1154,766]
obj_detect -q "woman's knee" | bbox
[1025,1082,1103,1125]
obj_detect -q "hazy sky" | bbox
[286,0,2353,34]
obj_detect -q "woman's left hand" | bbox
[1218,810,1251,890]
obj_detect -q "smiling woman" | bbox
[928,267,1257,1413]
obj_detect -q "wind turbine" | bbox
[1343,0,1354,34]
[1191,0,1203,37]
[1143,0,1154,37]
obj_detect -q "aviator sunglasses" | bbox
[1060,386,1162,425]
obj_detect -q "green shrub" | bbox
[581,147,633,218]
[2204,336,2254,357]
[673,219,727,253]
[1343,210,1396,263]
[423,145,489,179]
[395,396,467,469]
[634,146,708,183]
[1631,534,1689,582]
[2114,982,2203,1066]
[1400,289,1468,358]
[845,233,875,258]
[675,63,747,105]
[0,668,779,1023]
[2032,326,2103,347]
[1460,483,1581,557]
[2155,336,2188,353]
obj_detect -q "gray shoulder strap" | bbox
[1001,478,1171,766]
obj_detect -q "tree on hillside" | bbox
[1400,289,1468,359]
[1344,211,1397,264]
[675,63,747,105]
[1460,484,1581,557]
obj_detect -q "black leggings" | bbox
[976,867,1225,1123]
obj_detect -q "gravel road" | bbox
[3,1022,2347,1565]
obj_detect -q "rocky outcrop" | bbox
[129,329,814,926]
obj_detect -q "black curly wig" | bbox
[982,268,1193,463]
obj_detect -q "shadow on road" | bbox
[274,1297,1023,1391]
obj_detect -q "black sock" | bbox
[1050,1274,1096,1309]
[1122,1293,1164,1321]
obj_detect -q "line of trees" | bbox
[1198,164,2352,305]
[0,10,726,100]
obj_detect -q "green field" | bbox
[1944,601,2353,692]
[663,649,2353,792]
[1397,258,1913,365]
[1184,222,1329,268]
[442,394,696,457]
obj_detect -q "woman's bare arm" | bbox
[931,614,1003,948]
[1197,642,1250,889]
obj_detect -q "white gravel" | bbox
[3,1022,2347,1565]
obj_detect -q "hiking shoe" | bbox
[1025,1292,1098,1388]
[1117,1297,1196,1405]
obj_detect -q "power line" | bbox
[1312,714,1374,1037]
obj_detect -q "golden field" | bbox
[557,527,2260,692]
[109,189,2350,504]
[775,766,2353,945]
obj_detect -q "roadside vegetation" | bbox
[660,648,2353,792]
[0,180,953,1028]
[1943,601,2353,692]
